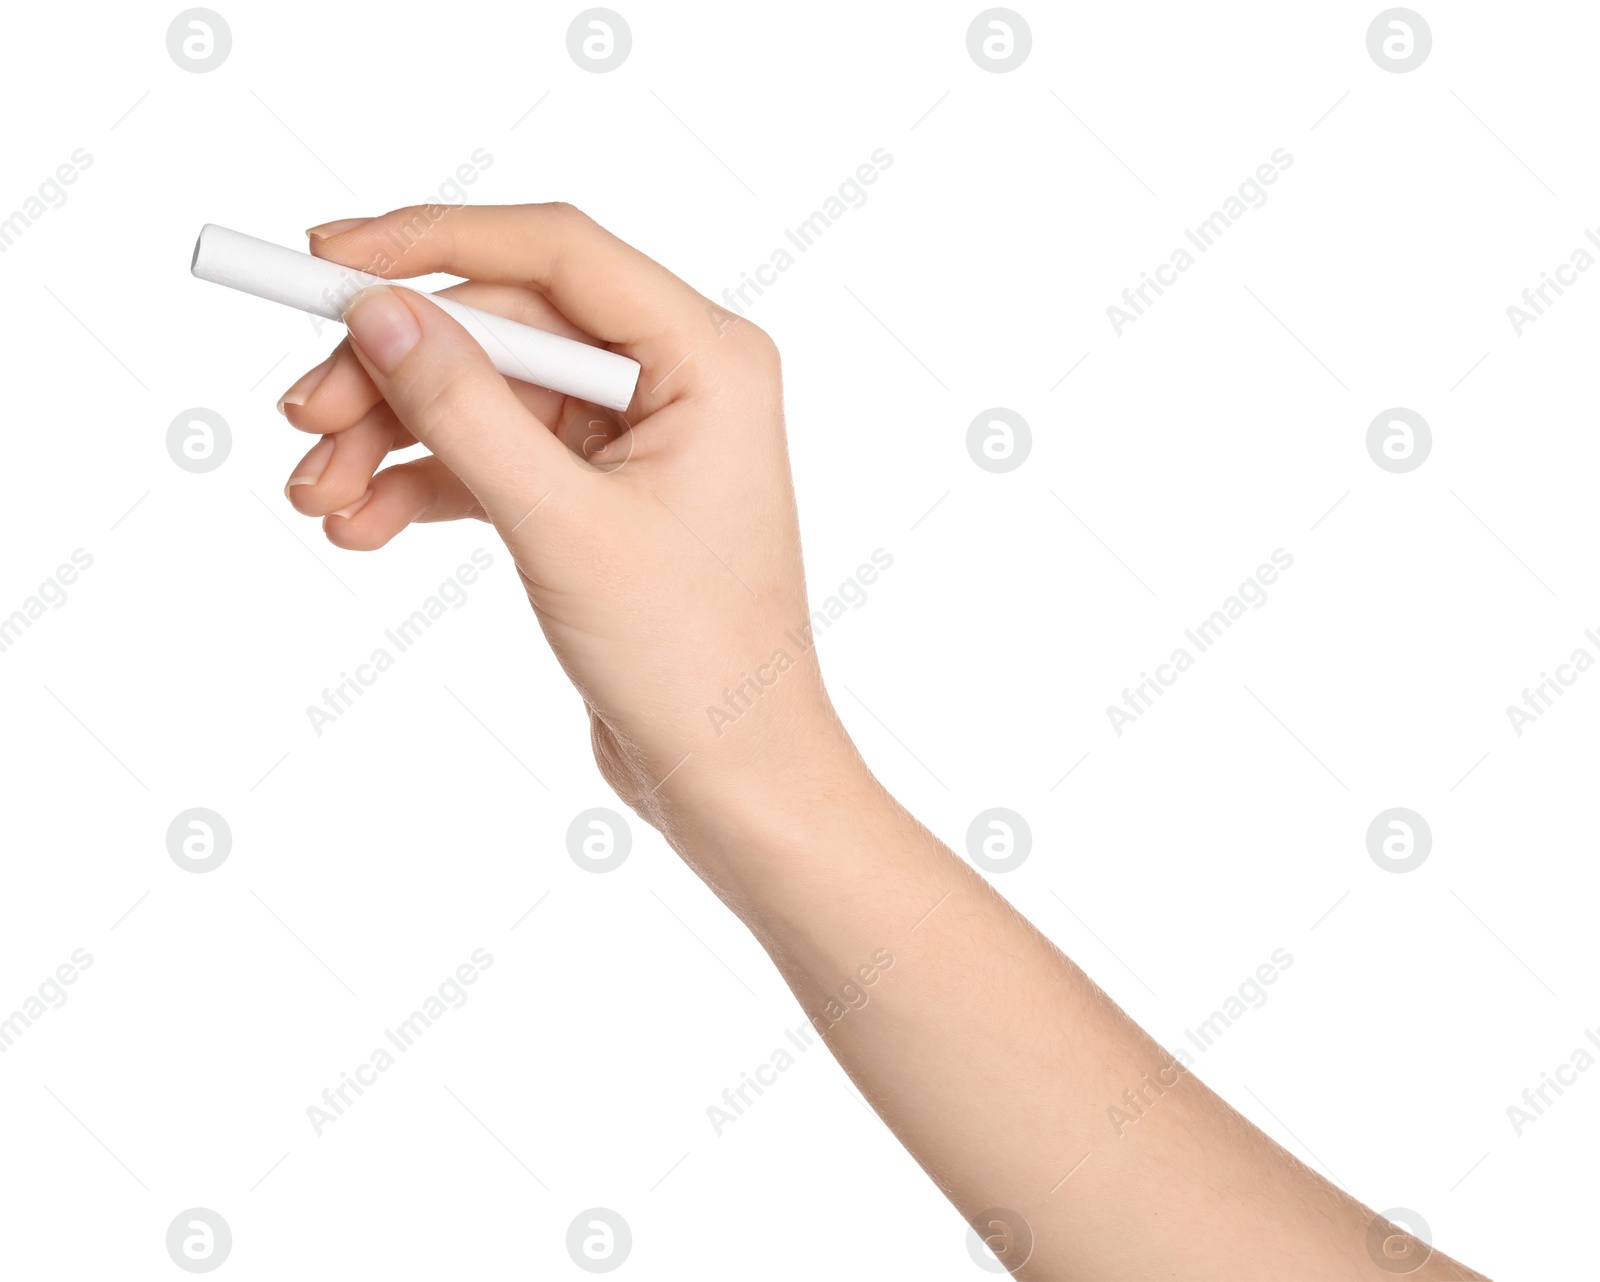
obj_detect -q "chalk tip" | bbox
[190,223,220,276]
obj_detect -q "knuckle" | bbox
[727,319,781,372]
[750,323,781,360]
[541,200,591,229]
[322,479,370,515]
[407,371,477,434]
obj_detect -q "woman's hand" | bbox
[274,204,1489,1282]
[277,204,851,838]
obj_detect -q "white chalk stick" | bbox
[190,224,640,412]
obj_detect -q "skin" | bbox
[278,203,1490,1281]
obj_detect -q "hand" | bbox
[277,204,852,834]
[274,205,1491,1282]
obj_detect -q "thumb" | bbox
[342,284,568,523]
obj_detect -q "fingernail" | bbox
[307,217,373,240]
[331,488,374,520]
[277,353,336,414]
[284,436,336,498]
[344,286,421,374]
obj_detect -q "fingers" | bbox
[322,456,486,551]
[279,281,579,436]
[307,203,709,360]
[284,403,405,518]
[276,341,374,422]
[340,284,571,521]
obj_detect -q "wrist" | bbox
[656,696,873,867]
[656,711,966,936]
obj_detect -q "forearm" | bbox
[663,736,1487,1281]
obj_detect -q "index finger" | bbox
[307,203,710,362]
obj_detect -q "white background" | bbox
[0,1,1592,1276]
